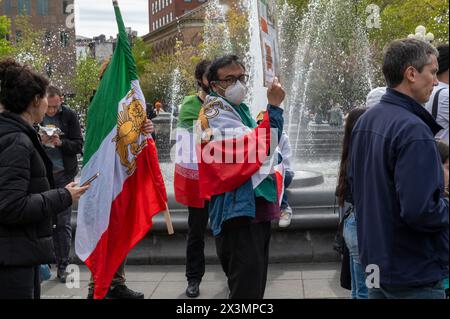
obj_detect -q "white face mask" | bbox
[221,80,248,106]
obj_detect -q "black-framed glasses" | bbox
[215,74,249,86]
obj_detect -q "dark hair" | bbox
[337,107,367,207]
[436,140,449,164]
[195,59,211,82]
[0,58,49,114]
[47,85,62,98]
[207,54,246,84]
[382,38,439,88]
[437,44,449,75]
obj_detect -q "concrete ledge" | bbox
[70,228,340,265]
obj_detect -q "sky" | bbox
[75,0,149,38]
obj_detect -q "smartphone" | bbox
[80,173,100,187]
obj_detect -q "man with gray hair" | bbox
[348,39,448,299]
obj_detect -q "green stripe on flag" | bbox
[83,2,139,165]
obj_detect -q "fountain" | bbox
[202,0,233,58]
[152,67,181,162]
[269,0,374,164]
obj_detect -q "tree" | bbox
[0,16,14,58]
[132,37,153,77]
[12,15,46,72]
[68,56,100,125]
[366,0,449,47]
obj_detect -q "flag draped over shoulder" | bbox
[174,96,205,208]
[195,95,278,201]
[75,1,167,300]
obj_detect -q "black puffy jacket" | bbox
[0,111,72,266]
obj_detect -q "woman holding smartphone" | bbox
[0,59,89,299]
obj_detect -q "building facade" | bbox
[144,0,208,56]
[0,0,76,93]
[149,0,207,33]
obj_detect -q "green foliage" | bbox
[366,0,449,47]
[140,40,202,109]
[132,37,153,77]
[68,56,100,125]
[140,53,176,106]
[12,15,46,72]
[0,16,14,58]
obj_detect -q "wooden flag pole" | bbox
[164,204,174,235]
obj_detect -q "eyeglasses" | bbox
[214,74,249,87]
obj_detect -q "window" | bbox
[3,0,12,15]
[18,0,31,15]
[37,0,49,16]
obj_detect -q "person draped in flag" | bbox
[75,1,168,300]
[174,59,212,298]
[196,55,286,299]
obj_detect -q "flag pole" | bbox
[164,206,174,235]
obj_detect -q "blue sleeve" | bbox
[267,104,284,142]
[395,139,449,232]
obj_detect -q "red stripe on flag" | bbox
[174,164,205,208]
[197,112,271,199]
[86,139,167,299]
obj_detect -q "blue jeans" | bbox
[280,170,294,210]
[343,212,368,299]
[369,280,446,299]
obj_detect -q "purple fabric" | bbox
[253,197,280,224]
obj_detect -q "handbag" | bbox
[333,201,353,255]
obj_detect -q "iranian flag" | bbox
[75,1,167,300]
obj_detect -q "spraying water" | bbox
[168,67,182,142]
[202,0,233,58]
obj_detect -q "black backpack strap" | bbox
[432,88,445,119]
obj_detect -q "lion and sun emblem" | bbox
[113,89,148,175]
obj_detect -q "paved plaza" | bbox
[41,262,349,299]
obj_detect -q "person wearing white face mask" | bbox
[199,55,286,299]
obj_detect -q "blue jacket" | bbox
[209,105,284,236]
[348,88,449,287]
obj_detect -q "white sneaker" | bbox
[278,206,293,228]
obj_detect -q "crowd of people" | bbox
[0,38,448,300]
